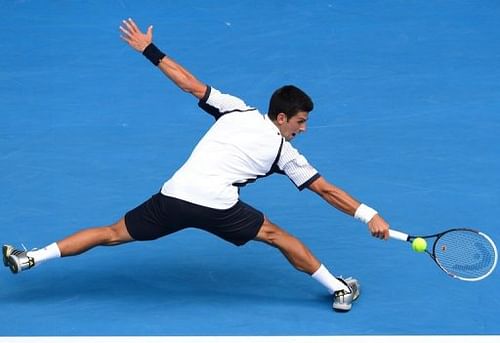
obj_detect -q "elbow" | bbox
[183,81,207,99]
[179,84,194,94]
[177,76,196,94]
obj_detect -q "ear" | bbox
[276,112,288,124]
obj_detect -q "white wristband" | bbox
[354,204,378,224]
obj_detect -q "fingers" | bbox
[382,228,390,240]
[127,18,140,32]
[368,216,390,240]
[119,26,131,38]
[372,230,387,240]
[375,225,389,240]
[119,21,133,44]
[119,18,153,50]
[119,18,143,39]
[383,228,390,240]
[146,25,153,39]
[122,18,137,34]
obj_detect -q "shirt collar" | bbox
[264,114,282,137]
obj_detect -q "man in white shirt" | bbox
[3,18,390,312]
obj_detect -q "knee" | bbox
[255,219,288,246]
[105,219,133,245]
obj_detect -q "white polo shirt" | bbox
[161,86,320,209]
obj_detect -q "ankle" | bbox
[27,243,61,265]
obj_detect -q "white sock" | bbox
[311,264,349,294]
[27,242,61,266]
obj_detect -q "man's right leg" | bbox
[254,217,360,311]
[3,217,134,273]
[254,217,321,274]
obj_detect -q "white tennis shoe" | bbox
[333,277,360,312]
[2,244,36,274]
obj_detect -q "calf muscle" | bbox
[57,218,134,257]
[255,219,321,274]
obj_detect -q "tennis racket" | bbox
[389,228,498,282]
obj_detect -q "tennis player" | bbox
[3,18,390,312]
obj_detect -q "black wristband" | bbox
[142,43,166,66]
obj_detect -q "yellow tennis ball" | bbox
[412,237,427,253]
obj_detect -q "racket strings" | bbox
[434,230,496,280]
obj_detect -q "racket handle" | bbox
[389,229,410,241]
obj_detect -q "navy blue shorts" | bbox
[124,193,264,246]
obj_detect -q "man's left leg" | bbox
[3,217,134,273]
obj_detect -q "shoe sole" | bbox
[333,304,352,312]
[7,255,20,274]
[2,245,12,267]
[333,277,360,312]
[3,245,20,273]
[3,245,20,274]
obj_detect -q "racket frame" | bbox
[389,228,498,282]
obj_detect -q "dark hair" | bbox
[267,85,314,121]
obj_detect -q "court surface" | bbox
[1,0,499,338]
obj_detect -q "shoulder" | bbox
[280,141,305,163]
[277,142,320,190]
[198,86,256,120]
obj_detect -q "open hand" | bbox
[120,18,153,52]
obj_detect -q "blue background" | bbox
[1,0,499,336]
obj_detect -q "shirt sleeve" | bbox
[198,86,256,120]
[277,141,321,190]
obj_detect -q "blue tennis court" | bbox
[1,0,499,338]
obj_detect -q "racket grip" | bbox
[389,229,410,241]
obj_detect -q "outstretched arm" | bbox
[120,18,207,99]
[307,176,390,239]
